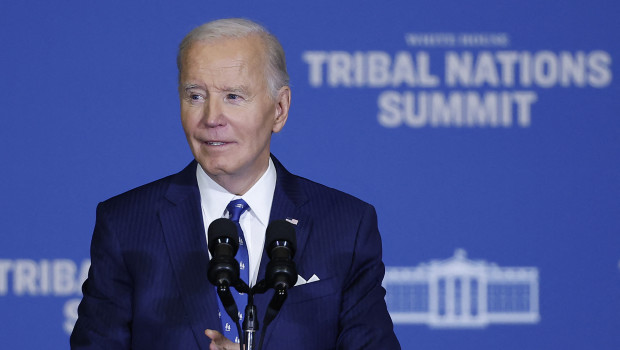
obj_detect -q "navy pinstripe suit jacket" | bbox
[70,156,400,349]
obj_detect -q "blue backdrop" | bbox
[1,1,619,349]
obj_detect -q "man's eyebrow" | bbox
[219,85,251,95]
[182,83,204,91]
[181,84,252,96]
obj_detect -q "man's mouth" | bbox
[206,141,227,146]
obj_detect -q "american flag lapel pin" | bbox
[285,217,299,225]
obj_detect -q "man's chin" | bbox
[197,158,241,178]
[198,162,226,177]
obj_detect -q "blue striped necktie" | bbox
[217,198,250,343]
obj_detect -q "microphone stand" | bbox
[230,278,291,350]
[230,280,258,350]
[243,293,258,350]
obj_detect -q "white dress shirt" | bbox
[196,158,277,287]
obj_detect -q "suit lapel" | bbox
[254,156,314,346]
[159,161,220,349]
[257,156,312,282]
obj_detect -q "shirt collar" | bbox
[196,158,276,226]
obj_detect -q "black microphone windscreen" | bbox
[265,220,297,255]
[207,218,239,254]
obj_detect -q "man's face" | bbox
[179,36,289,193]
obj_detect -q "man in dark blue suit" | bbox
[71,18,400,350]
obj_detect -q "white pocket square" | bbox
[295,274,320,286]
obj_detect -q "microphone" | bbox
[264,220,298,291]
[255,220,298,350]
[207,218,244,343]
[207,218,240,288]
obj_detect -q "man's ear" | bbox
[272,86,291,133]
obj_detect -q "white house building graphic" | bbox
[383,249,540,328]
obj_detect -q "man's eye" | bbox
[227,94,240,100]
[190,94,203,100]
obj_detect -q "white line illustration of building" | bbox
[383,249,540,328]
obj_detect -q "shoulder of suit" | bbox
[288,172,373,210]
[99,162,195,211]
[97,174,174,212]
[272,155,371,208]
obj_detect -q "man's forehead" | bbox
[187,35,264,61]
[184,41,264,72]
[189,59,247,75]
[181,61,253,88]
[180,40,268,88]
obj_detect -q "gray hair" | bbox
[177,18,289,99]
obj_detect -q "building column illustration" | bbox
[428,273,438,323]
[478,275,488,324]
[445,276,454,321]
[462,276,471,320]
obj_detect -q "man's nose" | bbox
[203,98,225,127]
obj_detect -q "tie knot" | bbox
[226,199,249,222]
